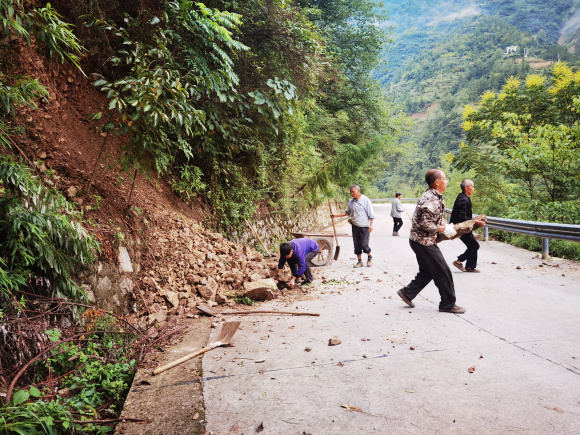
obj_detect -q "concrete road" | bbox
[203,204,580,434]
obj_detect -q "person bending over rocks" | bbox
[278,238,319,289]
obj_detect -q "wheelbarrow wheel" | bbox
[310,237,332,267]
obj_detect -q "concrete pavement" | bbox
[202,203,580,434]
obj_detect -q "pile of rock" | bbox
[138,208,281,326]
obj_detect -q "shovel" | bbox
[328,200,340,260]
[153,321,241,375]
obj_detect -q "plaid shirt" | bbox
[409,188,444,246]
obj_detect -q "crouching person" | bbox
[278,238,319,289]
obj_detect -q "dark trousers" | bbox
[392,217,403,233]
[290,250,318,283]
[352,225,371,256]
[457,232,479,269]
[402,239,456,310]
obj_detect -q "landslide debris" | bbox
[132,206,282,329]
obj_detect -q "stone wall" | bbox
[76,245,138,315]
[232,200,347,253]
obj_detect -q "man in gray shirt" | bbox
[330,184,375,267]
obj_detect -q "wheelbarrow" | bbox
[291,231,351,266]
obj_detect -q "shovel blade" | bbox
[333,245,340,260]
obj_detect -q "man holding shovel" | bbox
[330,184,375,267]
[278,239,319,289]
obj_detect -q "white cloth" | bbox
[443,224,457,238]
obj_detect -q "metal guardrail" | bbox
[372,198,580,259]
[371,198,417,203]
[442,208,580,244]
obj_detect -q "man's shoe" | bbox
[367,256,373,267]
[452,260,465,272]
[439,305,466,314]
[465,268,480,273]
[302,282,316,289]
[354,260,364,268]
[392,232,400,236]
[397,289,415,308]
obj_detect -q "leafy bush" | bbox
[491,230,580,261]
[0,157,98,312]
[172,165,206,201]
[0,317,137,434]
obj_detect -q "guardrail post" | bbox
[484,226,488,242]
[541,238,549,260]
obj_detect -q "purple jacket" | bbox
[278,238,319,277]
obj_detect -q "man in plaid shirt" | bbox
[397,169,466,314]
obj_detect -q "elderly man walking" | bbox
[450,179,482,273]
[330,184,375,267]
[391,192,405,236]
[397,169,466,314]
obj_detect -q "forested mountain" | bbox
[373,0,580,201]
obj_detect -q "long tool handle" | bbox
[328,200,339,247]
[222,310,320,316]
[153,346,212,375]
[245,219,272,257]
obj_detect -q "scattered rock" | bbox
[65,185,77,198]
[328,336,341,346]
[215,292,228,305]
[163,290,179,308]
[146,327,158,339]
[148,310,167,325]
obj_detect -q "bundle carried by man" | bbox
[436,214,487,243]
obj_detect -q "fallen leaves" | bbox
[384,335,405,343]
[341,404,362,412]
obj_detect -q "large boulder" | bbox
[242,279,279,301]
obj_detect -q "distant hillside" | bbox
[372,0,580,194]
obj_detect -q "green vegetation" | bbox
[0,0,97,316]
[76,0,407,230]
[454,64,580,223]
[0,157,97,313]
[0,312,138,434]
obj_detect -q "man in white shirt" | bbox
[330,184,375,267]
